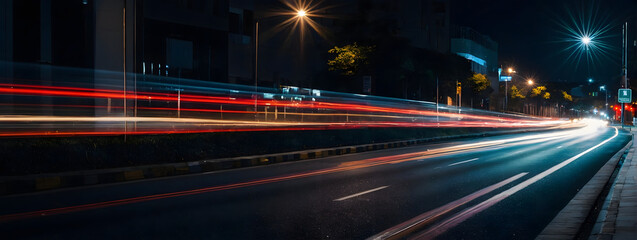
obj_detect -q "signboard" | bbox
[499,76,512,82]
[618,88,632,103]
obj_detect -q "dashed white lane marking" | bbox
[448,158,479,167]
[334,186,389,201]
[368,173,527,240]
[557,146,563,149]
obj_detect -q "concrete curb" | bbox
[589,130,637,240]
[536,133,633,240]
[0,127,572,196]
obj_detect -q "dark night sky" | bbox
[452,0,637,86]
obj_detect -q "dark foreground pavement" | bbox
[586,128,637,240]
[0,123,630,239]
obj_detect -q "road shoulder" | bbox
[537,132,632,240]
[589,129,637,240]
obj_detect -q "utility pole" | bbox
[622,22,629,127]
[436,77,439,122]
[254,21,259,121]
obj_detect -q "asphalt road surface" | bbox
[0,123,631,239]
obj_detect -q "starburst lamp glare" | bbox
[297,10,307,17]
[581,36,591,45]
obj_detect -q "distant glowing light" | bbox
[581,36,591,45]
[555,1,615,73]
[272,0,334,43]
[528,79,534,85]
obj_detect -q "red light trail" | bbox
[0,83,569,137]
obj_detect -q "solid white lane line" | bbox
[448,158,479,167]
[411,127,619,240]
[334,186,389,201]
[368,173,527,240]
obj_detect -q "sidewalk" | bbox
[589,129,637,240]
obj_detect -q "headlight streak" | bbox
[409,125,617,240]
[0,121,607,222]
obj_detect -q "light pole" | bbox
[254,20,259,120]
[254,10,309,121]
[505,67,516,111]
[498,67,502,110]
[526,79,535,115]
[580,24,630,125]
[621,22,628,127]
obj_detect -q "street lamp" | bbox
[526,79,536,115]
[581,36,592,46]
[504,67,516,111]
[254,8,310,121]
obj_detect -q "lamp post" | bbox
[505,67,516,111]
[254,10,309,121]
[527,79,535,115]
[621,22,628,127]
[254,21,259,120]
[580,25,630,125]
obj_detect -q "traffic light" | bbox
[456,82,461,95]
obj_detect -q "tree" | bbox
[510,85,526,99]
[468,73,490,93]
[327,43,374,76]
[465,73,491,109]
[531,86,548,98]
[543,92,551,100]
[529,86,551,116]
[562,91,573,102]
[507,85,526,112]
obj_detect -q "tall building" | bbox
[228,0,254,85]
[1,0,229,82]
[450,25,498,75]
[2,0,460,99]
[349,0,450,53]
[1,0,230,117]
[394,0,450,53]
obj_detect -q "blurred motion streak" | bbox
[0,122,606,222]
[0,65,572,137]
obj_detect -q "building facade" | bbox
[1,0,230,117]
[2,0,229,82]
[450,25,498,75]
